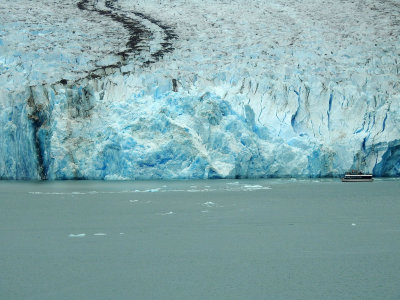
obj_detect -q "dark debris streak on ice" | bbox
[19,0,178,179]
[77,0,177,67]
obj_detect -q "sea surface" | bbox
[1,178,400,299]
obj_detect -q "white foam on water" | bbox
[69,233,86,238]
[119,233,125,235]
[201,210,209,213]
[203,201,216,207]
[93,233,107,236]
[352,223,357,226]
[129,199,139,203]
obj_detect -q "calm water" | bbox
[1,179,400,299]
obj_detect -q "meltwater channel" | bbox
[1,178,400,299]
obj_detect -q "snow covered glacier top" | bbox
[0,0,399,179]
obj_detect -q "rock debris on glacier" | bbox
[0,0,399,179]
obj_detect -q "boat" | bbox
[341,170,373,182]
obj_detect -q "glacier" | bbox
[0,0,399,180]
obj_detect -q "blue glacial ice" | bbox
[0,0,399,179]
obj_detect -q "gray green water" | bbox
[1,179,400,300]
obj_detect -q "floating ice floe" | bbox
[29,192,66,195]
[158,211,175,215]
[146,188,161,192]
[203,201,217,207]
[225,184,272,191]
[69,233,86,238]
[187,189,211,192]
[29,189,164,195]
[243,185,272,191]
[29,191,129,195]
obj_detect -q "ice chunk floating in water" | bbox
[69,233,86,238]
[158,211,175,215]
[1,0,400,179]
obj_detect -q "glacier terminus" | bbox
[0,0,399,179]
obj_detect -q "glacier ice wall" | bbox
[1,0,399,179]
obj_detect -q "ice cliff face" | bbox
[1,0,399,179]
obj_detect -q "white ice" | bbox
[1,0,399,179]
